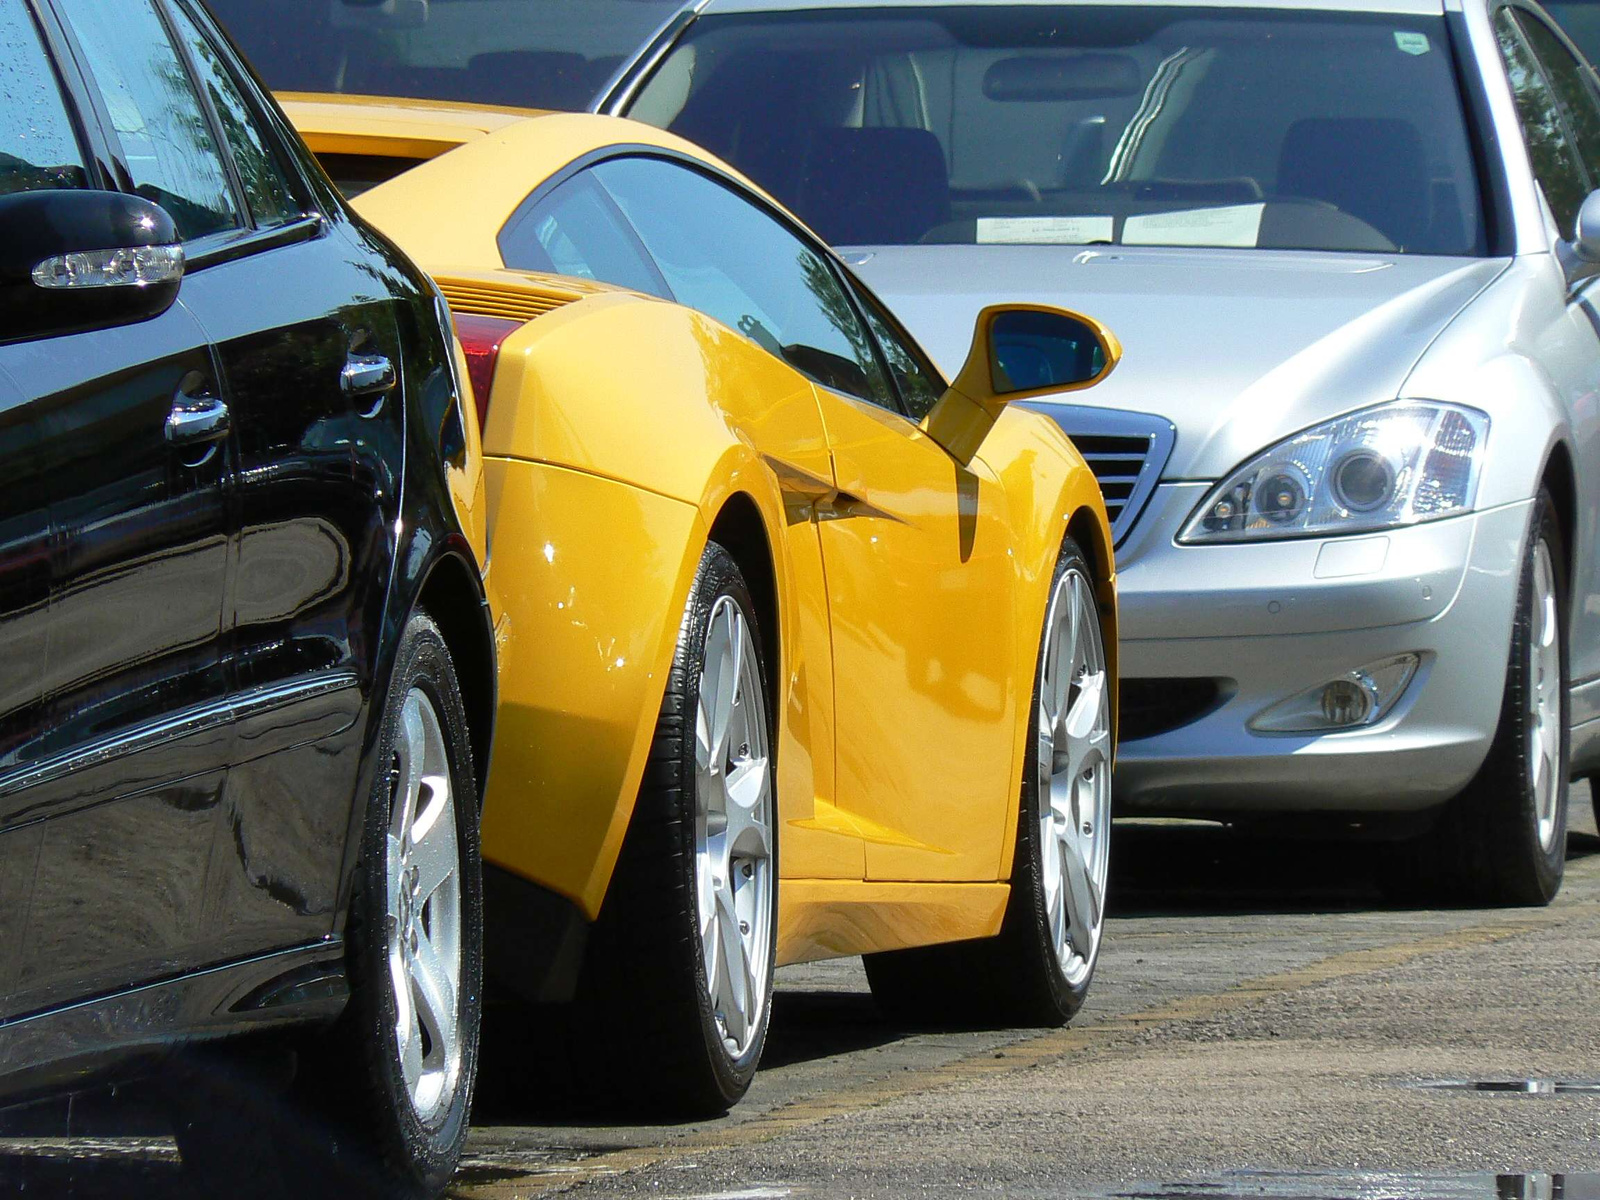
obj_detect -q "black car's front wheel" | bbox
[345,611,485,1193]
[170,612,484,1199]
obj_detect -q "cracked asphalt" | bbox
[3,790,1597,1200]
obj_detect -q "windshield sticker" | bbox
[1123,203,1265,248]
[976,216,1115,245]
[1394,31,1430,55]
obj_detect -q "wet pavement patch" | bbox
[1404,1079,1600,1095]
[1102,1172,1600,1200]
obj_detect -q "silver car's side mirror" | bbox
[1558,188,1600,286]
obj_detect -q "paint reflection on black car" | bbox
[0,0,494,1195]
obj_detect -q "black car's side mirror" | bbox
[0,190,184,343]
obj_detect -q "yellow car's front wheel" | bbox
[865,536,1111,1028]
[567,542,777,1115]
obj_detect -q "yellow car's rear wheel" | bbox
[865,536,1111,1027]
[565,542,777,1115]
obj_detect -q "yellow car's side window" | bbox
[501,172,671,298]
[590,155,900,411]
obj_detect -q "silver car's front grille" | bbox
[1020,404,1176,547]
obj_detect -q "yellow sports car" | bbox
[275,93,1120,1114]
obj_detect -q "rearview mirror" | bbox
[922,304,1121,465]
[1559,188,1600,286]
[0,190,184,344]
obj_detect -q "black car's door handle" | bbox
[342,352,396,403]
[166,393,231,446]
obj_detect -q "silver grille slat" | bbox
[1018,403,1177,549]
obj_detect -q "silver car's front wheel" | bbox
[1385,488,1568,907]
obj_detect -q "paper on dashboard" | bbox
[975,216,1115,244]
[1123,203,1265,248]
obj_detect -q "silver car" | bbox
[603,0,1600,904]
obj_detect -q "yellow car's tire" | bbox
[564,542,778,1115]
[865,536,1111,1028]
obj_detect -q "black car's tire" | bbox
[545,542,778,1117]
[1382,489,1568,908]
[171,613,483,1199]
[865,536,1111,1028]
[310,612,484,1195]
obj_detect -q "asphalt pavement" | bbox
[3,790,1597,1199]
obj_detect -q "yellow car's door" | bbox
[808,381,1019,883]
[585,153,874,882]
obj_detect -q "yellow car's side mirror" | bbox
[922,304,1122,465]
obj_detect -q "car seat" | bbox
[796,127,951,245]
[1275,117,1430,250]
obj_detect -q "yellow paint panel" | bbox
[445,336,488,569]
[479,457,702,917]
[811,388,1019,883]
[279,92,541,159]
[777,880,1010,966]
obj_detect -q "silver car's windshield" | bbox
[627,6,1486,255]
[206,0,677,111]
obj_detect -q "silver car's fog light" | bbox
[1250,653,1421,733]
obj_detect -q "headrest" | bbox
[799,128,950,245]
[1277,117,1429,250]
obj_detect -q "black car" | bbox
[0,0,494,1194]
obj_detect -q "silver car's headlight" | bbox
[1179,401,1490,544]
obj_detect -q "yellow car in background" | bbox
[278,95,1120,1114]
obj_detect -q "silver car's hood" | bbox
[851,245,1508,480]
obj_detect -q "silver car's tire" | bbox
[562,542,777,1115]
[865,536,1111,1026]
[1385,488,1568,907]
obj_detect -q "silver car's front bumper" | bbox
[1114,485,1533,816]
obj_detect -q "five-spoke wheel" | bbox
[695,595,776,1060]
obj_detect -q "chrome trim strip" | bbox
[596,2,705,115]
[1020,402,1177,549]
[0,673,360,800]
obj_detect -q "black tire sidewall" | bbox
[347,611,484,1193]
[675,546,778,1093]
[1501,492,1570,893]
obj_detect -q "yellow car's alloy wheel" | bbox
[1037,563,1113,987]
[694,595,776,1060]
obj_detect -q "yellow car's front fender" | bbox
[978,407,1118,878]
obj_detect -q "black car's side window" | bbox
[1517,11,1600,185]
[165,0,300,228]
[1495,6,1591,236]
[590,156,899,411]
[846,279,946,422]
[501,172,670,298]
[53,0,241,240]
[0,1,88,195]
